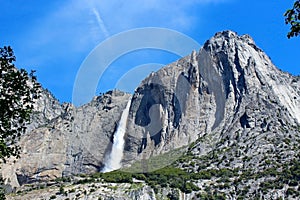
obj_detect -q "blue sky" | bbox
[0,0,299,104]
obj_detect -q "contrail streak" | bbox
[92,8,110,38]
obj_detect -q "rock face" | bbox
[123,31,300,169]
[2,90,131,187]
[1,31,300,199]
[8,182,187,200]
[25,89,64,133]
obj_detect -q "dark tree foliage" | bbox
[284,0,300,38]
[0,46,40,199]
[0,46,40,162]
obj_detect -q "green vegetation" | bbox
[90,166,199,193]
[59,185,65,195]
[8,127,300,199]
[0,46,40,162]
[72,139,300,197]
[49,195,56,199]
[8,150,300,199]
[122,147,186,173]
[284,0,300,38]
[55,176,71,183]
[101,171,133,183]
[196,192,226,200]
[141,166,199,193]
[0,46,40,199]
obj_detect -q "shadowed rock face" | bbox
[2,31,300,189]
[123,30,300,167]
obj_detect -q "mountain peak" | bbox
[203,30,261,54]
[200,31,299,124]
[214,30,239,38]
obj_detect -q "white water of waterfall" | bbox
[102,97,132,172]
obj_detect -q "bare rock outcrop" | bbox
[2,90,131,188]
[123,31,299,169]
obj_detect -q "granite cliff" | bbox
[123,30,299,170]
[2,90,131,187]
[2,31,300,199]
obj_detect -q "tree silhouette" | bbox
[0,46,40,198]
[284,0,300,38]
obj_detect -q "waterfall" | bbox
[102,97,132,172]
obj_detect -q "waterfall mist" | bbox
[102,97,132,172]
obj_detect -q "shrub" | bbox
[59,185,64,194]
[90,188,96,193]
[101,171,133,183]
[289,180,298,187]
